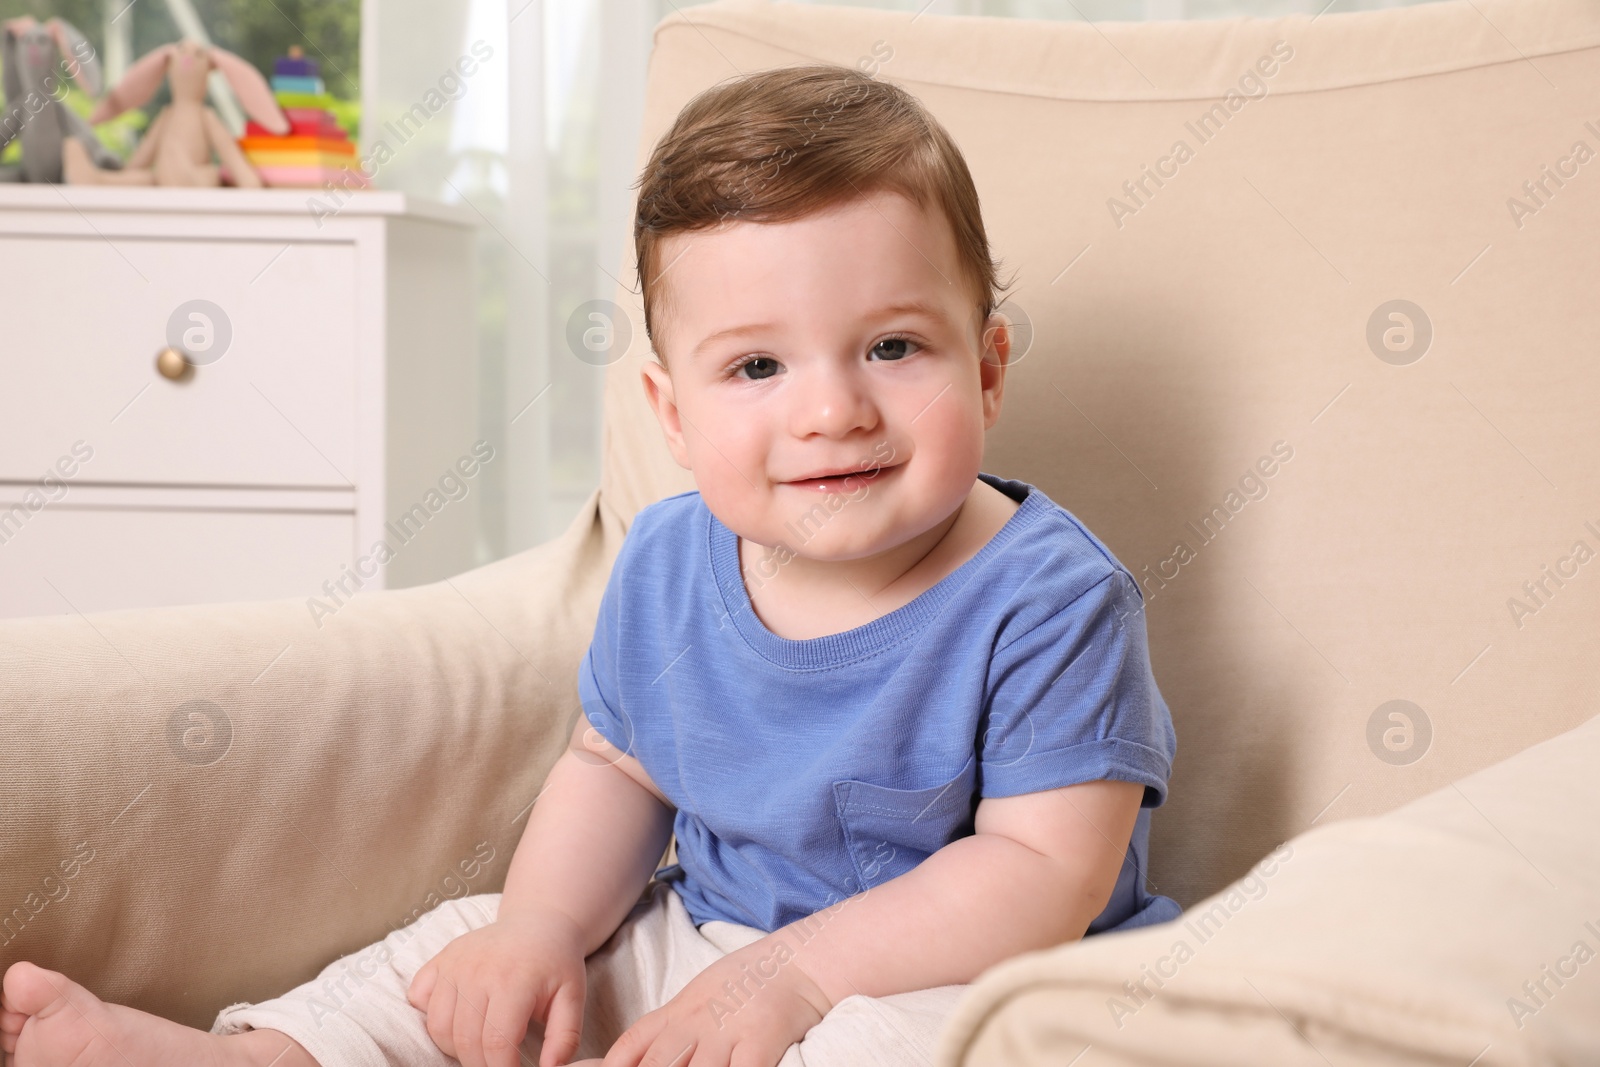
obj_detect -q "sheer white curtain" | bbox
[361,0,1440,567]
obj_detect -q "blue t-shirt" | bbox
[578,471,1181,935]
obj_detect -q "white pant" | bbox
[211,877,969,1066]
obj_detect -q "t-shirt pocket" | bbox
[831,752,976,893]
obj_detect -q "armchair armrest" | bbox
[0,487,627,1031]
[937,706,1600,1066]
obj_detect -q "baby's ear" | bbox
[972,310,1011,428]
[638,358,693,471]
[971,305,1005,360]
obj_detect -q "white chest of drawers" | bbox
[0,186,481,620]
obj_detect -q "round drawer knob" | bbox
[155,347,192,381]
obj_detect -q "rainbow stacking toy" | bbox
[236,45,368,188]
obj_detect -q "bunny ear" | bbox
[208,46,288,134]
[4,17,40,39]
[45,18,102,97]
[90,43,173,123]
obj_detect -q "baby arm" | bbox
[498,716,677,954]
[407,716,674,1067]
[599,778,1142,1067]
[778,778,1146,1004]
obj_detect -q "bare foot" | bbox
[0,961,315,1067]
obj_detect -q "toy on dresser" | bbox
[0,16,122,183]
[64,38,288,187]
[233,46,369,189]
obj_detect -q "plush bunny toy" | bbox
[0,16,122,182]
[63,38,288,187]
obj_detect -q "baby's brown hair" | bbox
[632,63,1015,368]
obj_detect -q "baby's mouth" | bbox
[784,463,899,489]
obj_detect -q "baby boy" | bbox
[1,63,1178,1067]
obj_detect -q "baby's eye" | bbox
[871,336,920,361]
[731,355,780,381]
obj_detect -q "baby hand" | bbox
[600,937,832,1067]
[407,906,588,1067]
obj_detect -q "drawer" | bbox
[0,235,358,488]
[0,504,355,619]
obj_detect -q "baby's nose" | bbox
[793,374,878,436]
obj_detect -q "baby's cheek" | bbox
[904,386,986,455]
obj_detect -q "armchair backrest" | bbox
[602,0,1600,906]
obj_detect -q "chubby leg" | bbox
[209,893,511,1067]
[0,891,541,1067]
[0,960,317,1067]
[211,880,693,1066]
[0,879,693,1067]
[0,896,522,1067]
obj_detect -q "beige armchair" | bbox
[3,1,1597,1063]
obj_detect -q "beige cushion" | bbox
[0,493,626,1028]
[937,707,1600,1065]
[616,0,1600,911]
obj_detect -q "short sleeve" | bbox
[576,545,635,757]
[978,567,1176,806]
